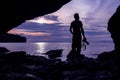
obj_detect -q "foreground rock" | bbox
[0,47,9,53]
[45,49,63,59]
[0,48,120,80]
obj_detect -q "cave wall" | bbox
[1,0,71,33]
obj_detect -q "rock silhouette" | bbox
[0,48,120,80]
[45,49,63,59]
[0,33,26,42]
[107,5,120,52]
[1,0,70,33]
[0,47,9,53]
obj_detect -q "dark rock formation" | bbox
[45,49,63,59]
[0,33,26,42]
[1,49,120,80]
[1,0,71,33]
[67,50,85,62]
[107,5,120,52]
[97,51,120,61]
[0,47,9,53]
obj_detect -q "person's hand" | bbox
[83,38,86,41]
[83,38,89,45]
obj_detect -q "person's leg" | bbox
[76,43,81,54]
[72,36,77,50]
[72,41,76,50]
[77,37,81,54]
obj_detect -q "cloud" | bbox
[50,0,120,26]
[8,21,72,42]
[27,15,60,24]
[8,29,51,36]
[44,15,59,22]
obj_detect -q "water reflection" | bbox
[0,42,113,60]
[33,42,71,60]
[35,42,47,54]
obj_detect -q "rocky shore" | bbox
[0,47,120,80]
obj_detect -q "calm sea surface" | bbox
[0,42,114,61]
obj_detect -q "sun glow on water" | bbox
[35,42,48,53]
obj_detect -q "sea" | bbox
[0,41,114,61]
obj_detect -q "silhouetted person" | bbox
[107,5,120,52]
[70,13,89,54]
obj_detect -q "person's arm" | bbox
[80,23,86,39]
[70,23,73,34]
[81,22,89,45]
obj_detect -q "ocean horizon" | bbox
[0,41,114,61]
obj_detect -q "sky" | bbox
[8,0,120,42]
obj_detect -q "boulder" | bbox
[0,47,9,53]
[45,49,63,59]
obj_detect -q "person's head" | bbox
[74,13,79,20]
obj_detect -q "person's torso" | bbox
[72,20,82,35]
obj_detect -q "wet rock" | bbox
[45,49,63,59]
[26,55,49,65]
[66,50,85,63]
[62,70,91,80]
[97,51,120,61]
[1,49,120,80]
[0,51,26,64]
[95,71,113,80]
[3,51,26,59]
[80,57,99,71]
[0,47,9,53]
[4,73,40,80]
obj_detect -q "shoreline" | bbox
[0,42,113,60]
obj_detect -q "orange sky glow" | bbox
[8,29,51,36]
